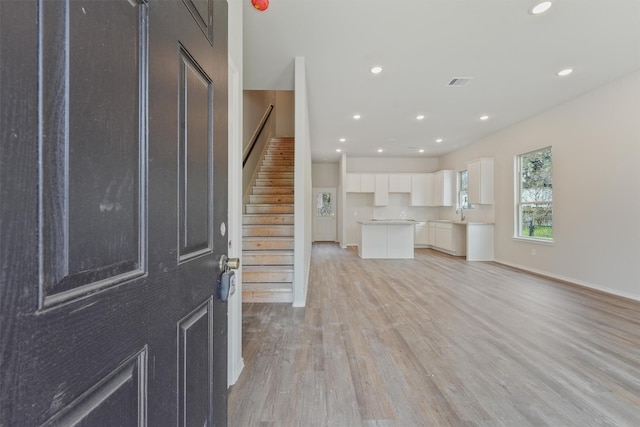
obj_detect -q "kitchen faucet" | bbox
[459,206,465,221]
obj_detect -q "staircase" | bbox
[242,137,295,303]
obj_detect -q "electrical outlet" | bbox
[531,248,536,256]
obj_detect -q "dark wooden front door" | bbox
[0,0,228,425]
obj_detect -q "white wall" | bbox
[312,162,339,188]
[275,90,295,137]
[439,71,640,301]
[339,154,346,247]
[293,57,312,307]
[243,90,274,150]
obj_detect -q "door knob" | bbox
[219,254,240,271]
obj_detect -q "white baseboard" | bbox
[493,259,640,303]
[228,357,244,387]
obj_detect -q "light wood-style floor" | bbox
[228,243,640,427]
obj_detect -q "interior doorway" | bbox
[312,188,337,242]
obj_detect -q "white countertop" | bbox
[357,220,416,225]
[429,220,495,225]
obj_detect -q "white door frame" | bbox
[227,59,244,386]
[312,187,337,242]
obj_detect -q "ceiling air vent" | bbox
[448,77,473,86]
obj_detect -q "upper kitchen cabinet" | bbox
[345,173,375,192]
[389,174,412,193]
[467,158,494,205]
[433,170,456,206]
[374,174,389,206]
[345,173,361,192]
[410,173,434,206]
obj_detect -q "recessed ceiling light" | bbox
[371,66,382,74]
[416,115,425,120]
[419,149,425,153]
[339,138,346,142]
[336,148,342,153]
[377,149,383,153]
[480,115,489,121]
[435,138,443,143]
[530,1,552,15]
[557,68,573,77]
[353,114,361,120]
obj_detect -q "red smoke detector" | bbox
[252,0,269,11]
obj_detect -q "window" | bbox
[517,147,553,240]
[458,170,474,209]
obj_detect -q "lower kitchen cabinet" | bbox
[415,222,428,247]
[429,221,466,256]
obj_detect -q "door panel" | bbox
[0,0,229,425]
[39,0,146,308]
[178,47,214,262]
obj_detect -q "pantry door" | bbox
[0,0,229,425]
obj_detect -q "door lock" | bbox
[218,255,240,302]
[219,254,240,272]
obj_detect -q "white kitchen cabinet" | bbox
[466,223,494,261]
[435,222,453,251]
[389,174,412,193]
[360,174,376,192]
[467,158,494,205]
[433,170,456,206]
[345,173,361,192]
[428,222,436,246]
[430,221,466,256]
[358,221,414,259]
[374,174,388,206]
[415,222,428,247]
[346,173,375,193]
[410,174,434,206]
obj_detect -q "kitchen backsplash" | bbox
[372,194,439,221]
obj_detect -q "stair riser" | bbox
[243,271,294,283]
[243,215,294,225]
[243,254,294,265]
[266,150,295,156]
[245,205,294,214]
[248,195,294,204]
[258,172,294,180]
[243,226,294,237]
[251,187,294,195]
[243,239,294,250]
[242,291,294,304]
[255,179,293,187]
[267,142,294,146]
[267,143,294,148]
[263,154,294,161]
[260,166,294,172]
[261,160,294,166]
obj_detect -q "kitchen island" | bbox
[357,220,414,259]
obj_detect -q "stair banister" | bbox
[243,104,274,167]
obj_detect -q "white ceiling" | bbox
[243,0,640,162]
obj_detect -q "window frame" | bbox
[515,147,554,243]
[458,169,474,210]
